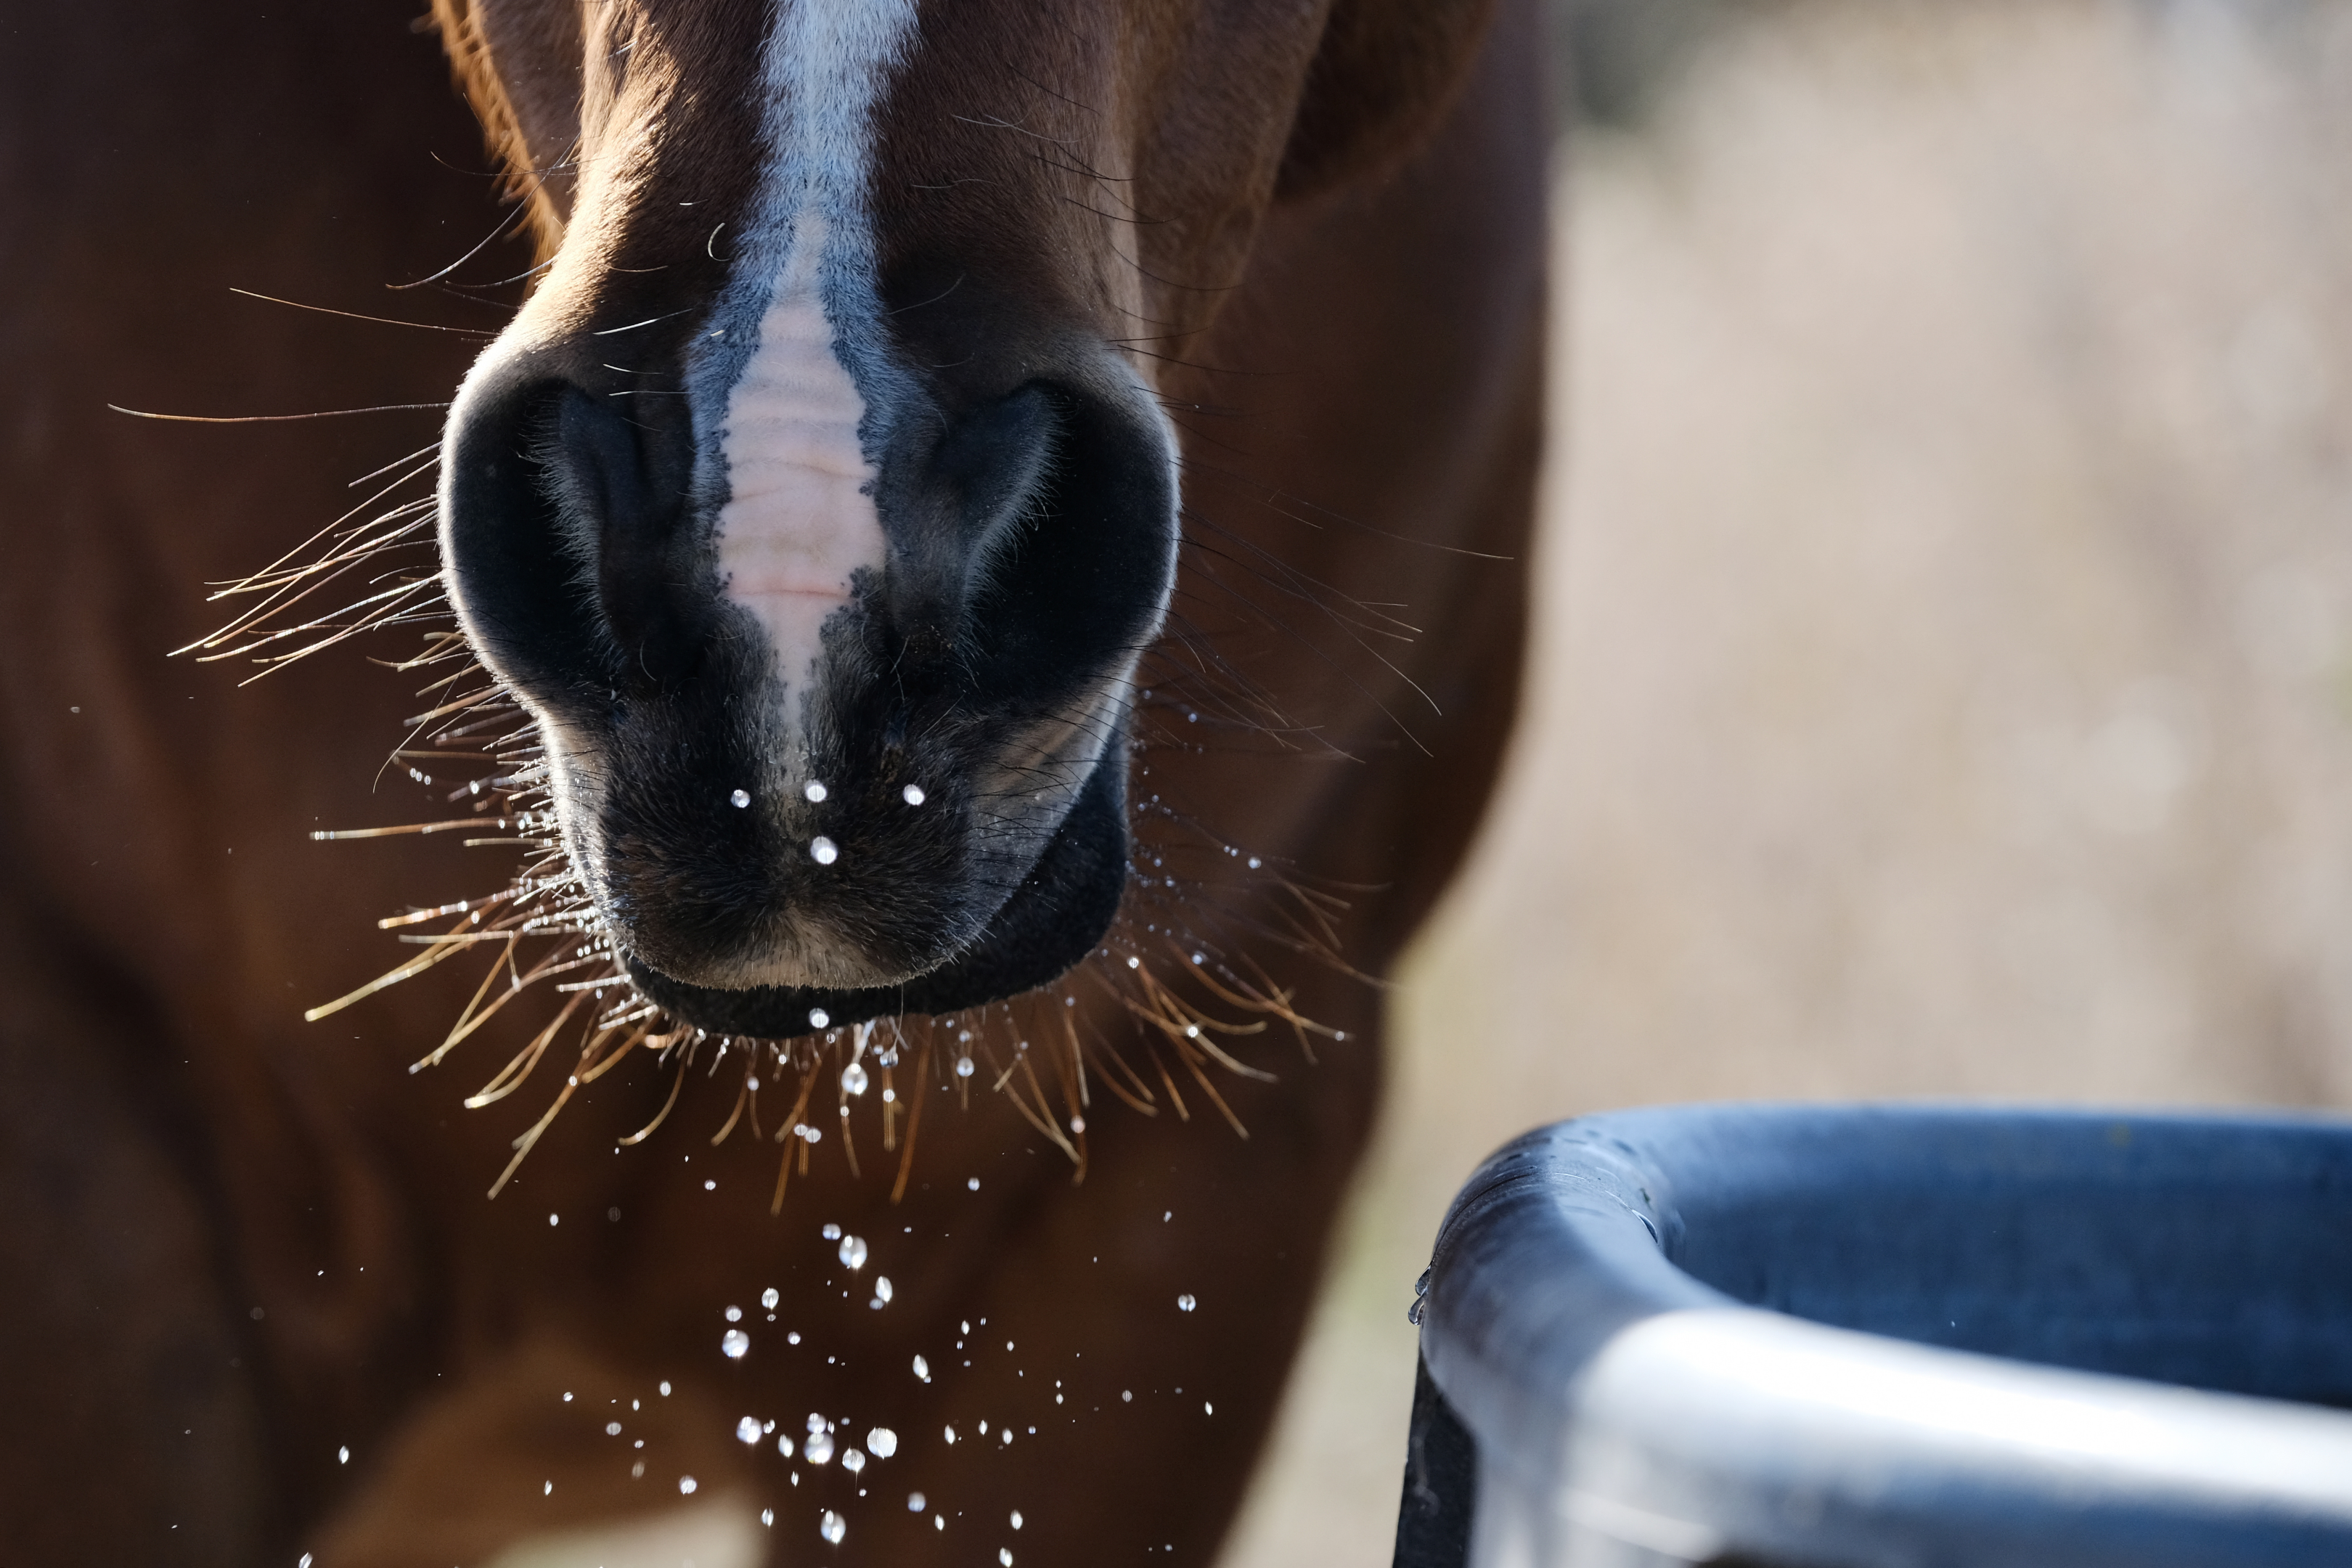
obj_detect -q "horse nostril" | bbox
[542,385,708,688]
[882,383,1061,646]
[444,369,707,714]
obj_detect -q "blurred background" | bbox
[1222,1,2352,1561]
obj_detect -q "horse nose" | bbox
[441,362,709,714]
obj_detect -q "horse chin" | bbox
[618,749,1130,1036]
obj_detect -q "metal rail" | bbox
[1395,1104,2352,1567]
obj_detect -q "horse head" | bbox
[432,0,1495,1037]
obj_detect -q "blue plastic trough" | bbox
[1392,1104,2352,1567]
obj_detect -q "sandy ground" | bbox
[1220,4,2352,1563]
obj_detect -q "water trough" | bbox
[1392,1103,2352,1567]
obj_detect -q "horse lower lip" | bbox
[621,750,1129,1034]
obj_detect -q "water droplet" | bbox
[1415,1268,1431,1297]
[841,1061,869,1095]
[913,1355,931,1382]
[820,1509,846,1545]
[805,1429,835,1465]
[337,1447,349,1464]
[902,783,926,805]
[1126,955,1140,969]
[873,1275,893,1304]
[762,1508,775,1527]
[966,1176,981,1191]
[804,780,828,803]
[1012,1510,1024,1530]
[1000,1427,1013,1445]
[1121,1391,1132,1402]
[809,836,838,865]
[841,1447,866,1475]
[1001,1551,1014,1566]
[777,1433,796,1458]
[955,1055,975,1078]
[1406,1298,1424,1326]
[730,789,751,809]
[724,1305,742,1323]
[809,1008,830,1031]
[822,1222,841,1240]
[605,1421,623,1436]
[722,1329,750,1360]
[547,1212,559,1227]
[1177,1294,1196,1312]
[1205,1402,1214,1416]
[761,1287,781,1310]
[679,1476,698,1495]
[736,1416,762,1445]
[868,1426,898,1458]
[660,1381,672,1396]
[788,1331,801,1344]
[908,1492,926,1512]
[838,1235,868,1270]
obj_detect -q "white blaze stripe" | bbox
[718,213,881,695]
[716,0,920,699]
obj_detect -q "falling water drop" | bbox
[955,1055,975,1078]
[777,1434,796,1459]
[1012,1511,1024,1530]
[822,1222,841,1240]
[819,1510,846,1545]
[730,789,751,809]
[722,1329,750,1360]
[1177,1294,1196,1312]
[841,1448,866,1475]
[724,1305,743,1323]
[841,1061,869,1096]
[913,1355,931,1382]
[761,1287,780,1310]
[838,1235,869,1270]
[808,1008,830,1031]
[867,1427,898,1458]
[805,1429,835,1465]
[736,1416,762,1445]
[902,783,926,805]
[804,780,828,803]
[809,836,838,865]
[908,1492,926,1512]
[1000,1551,1014,1567]
[873,1275,894,1304]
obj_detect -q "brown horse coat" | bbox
[0,1,1543,1562]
